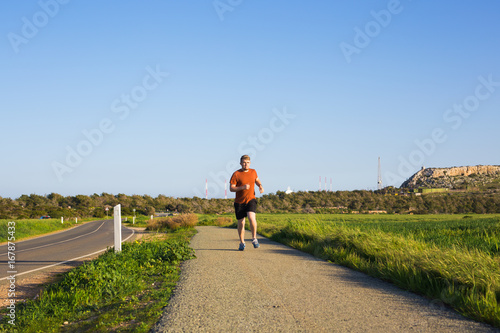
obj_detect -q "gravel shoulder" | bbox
[152,226,498,332]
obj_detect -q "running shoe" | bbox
[239,242,246,251]
[252,238,260,248]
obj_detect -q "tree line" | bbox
[1,189,500,219]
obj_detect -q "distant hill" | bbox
[400,165,500,190]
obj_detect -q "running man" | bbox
[230,155,264,251]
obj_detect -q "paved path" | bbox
[152,226,498,332]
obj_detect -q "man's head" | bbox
[240,155,251,170]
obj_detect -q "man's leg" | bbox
[237,217,246,243]
[247,212,257,240]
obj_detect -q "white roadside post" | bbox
[61,217,63,224]
[133,208,136,225]
[114,204,122,253]
[76,217,78,224]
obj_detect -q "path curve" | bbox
[152,226,498,332]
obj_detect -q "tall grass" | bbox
[146,213,198,231]
[213,216,234,227]
[196,214,234,227]
[255,214,500,327]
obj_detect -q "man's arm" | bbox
[255,177,264,194]
[230,183,250,192]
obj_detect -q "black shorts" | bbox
[234,199,257,220]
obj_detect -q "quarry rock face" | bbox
[401,165,500,189]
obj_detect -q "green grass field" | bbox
[247,213,500,328]
[256,213,500,253]
[0,218,98,243]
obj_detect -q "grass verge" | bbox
[0,218,97,243]
[197,214,235,227]
[121,215,151,228]
[0,227,196,332]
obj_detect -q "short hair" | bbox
[240,155,251,162]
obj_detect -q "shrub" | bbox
[215,216,234,226]
[146,213,198,231]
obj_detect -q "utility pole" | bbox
[378,157,383,190]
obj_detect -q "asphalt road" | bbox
[152,226,498,333]
[0,219,135,284]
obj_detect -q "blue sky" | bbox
[1,0,499,199]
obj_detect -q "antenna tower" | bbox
[377,157,383,190]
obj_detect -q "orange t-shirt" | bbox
[230,169,258,204]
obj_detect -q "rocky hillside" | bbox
[400,165,500,189]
